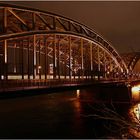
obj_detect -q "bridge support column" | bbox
[104,63,107,79]
[73,52,76,80]
[44,36,47,80]
[21,40,24,80]
[39,39,41,80]
[69,36,72,79]
[32,13,37,80]
[3,40,8,80]
[27,39,30,80]
[90,42,93,79]
[53,34,57,79]
[97,45,100,80]
[104,51,107,80]
[64,52,67,79]
[3,8,8,80]
[109,58,112,79]
[33,35,37,79]
[57,36,60,79]
[13,43,17,75]
[81,38,84,79]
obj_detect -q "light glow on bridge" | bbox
[131,85,140,101]
[0,3,139,92]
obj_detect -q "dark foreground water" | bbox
[0,85,132,138]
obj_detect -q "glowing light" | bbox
[76,89,80,98]
[131,86,140,101]
[134,107,140,120]
[37,65,42,74]
[138,103,140,110]
[131,86,140,93]
[1,75,4,80]
[129,103,140,138]
[49,64,53,74]
[14,66,16,73]
[38,66,42,69]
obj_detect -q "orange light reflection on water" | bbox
[73,89,82,116]
[76,89,80,98]
[129,103,140,138]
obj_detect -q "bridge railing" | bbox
[0,78,96,93]
[0,75,139,93]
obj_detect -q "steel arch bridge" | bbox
[122,52,140,77]
[122,52,140,70]
[0,3,128,90]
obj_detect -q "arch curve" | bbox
[0,3,127,80]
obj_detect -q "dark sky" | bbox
[3,1,140,54]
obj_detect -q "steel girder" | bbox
[0,3,127,80]
[122,52,140,71]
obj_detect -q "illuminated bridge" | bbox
[0,3,136,92]
[122,52,140,73]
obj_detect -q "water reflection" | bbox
[129,103,140,138]
[0,85,134,139]
[76,89,80,98]
[74,89,82,114]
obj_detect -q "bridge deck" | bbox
[0,78,138,94]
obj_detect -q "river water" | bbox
[0,84,136,138]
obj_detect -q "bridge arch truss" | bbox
[122,52,140,79]
[0,3,127,81]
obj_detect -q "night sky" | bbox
[2,1,140,54]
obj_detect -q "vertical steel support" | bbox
[109,58,112,78]
[39,39,41,79]
[103,51,107,79]
[13,43,17,73]
[4,41,7,65]
[90,42,93,79]
[81,38,84,79]
[97,45,100,80]
[109,59,112,72]
[21,40,24,79]
[69,36,72,79]
[33,35,36,79]
[57,36,60,79]
[64,52,67,79]
[44,36,47,80]
[32,13,36,79]
[46,37,49,80]
[28,39,30,79]
[4,40,7,80]
[52,17,56,79]
[73,60,75,79]
[3,8,7,80]
[53,34,56,79]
